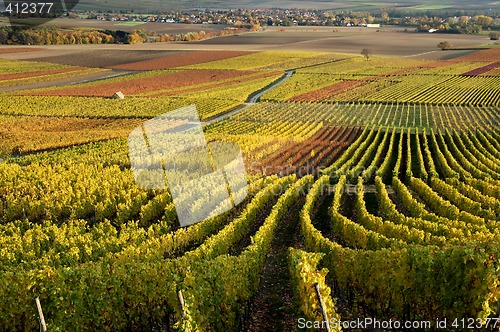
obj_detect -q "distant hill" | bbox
[77,0,498,12]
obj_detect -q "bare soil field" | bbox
[198,27,491,58]
[196,33,331,45]
[415,49,477,61]
[28,50,188,68]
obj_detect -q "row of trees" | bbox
[415,15,499,34]
[0,27,117,45]
[0,26,253,45]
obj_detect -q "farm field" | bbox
[0,58,110,89]
[262,48,500,106]
[194,26,491,57]
[0,42,499,332]
[0,26,491,62]
[43,0,497,11]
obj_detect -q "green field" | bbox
[115,21,147,26]
[414,4,453,9]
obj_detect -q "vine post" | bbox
[314,282,331,332]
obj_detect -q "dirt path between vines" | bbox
[246,195,305,332]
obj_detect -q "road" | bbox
[203,69,295,126]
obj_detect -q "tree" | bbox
[0,29,8,44]
[361,48,373,60]
[437,41,453,50]
[489,32,499,40]
[281,18,291,26]
[381,12,390,24]
[474,15,493,28]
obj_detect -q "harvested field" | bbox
[424,49,477,61]
[196,33,326,45]
[26,69,257,97]
[194,27,487,57]
[29,50,188,68]
[109,50,255,70]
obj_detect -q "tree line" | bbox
[0,26,254,45]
